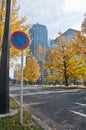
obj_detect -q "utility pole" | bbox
[0,0,11,114]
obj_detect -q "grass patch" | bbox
[0,97,44,130]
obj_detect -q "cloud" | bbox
[17,0,86,39]
[64,0,86,13]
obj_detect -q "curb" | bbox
[0,109,18,118]
[32,115,51,130]
[25,105,66,130]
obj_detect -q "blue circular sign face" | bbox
[11,31,29,50]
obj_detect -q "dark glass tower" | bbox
[29,23,48,55]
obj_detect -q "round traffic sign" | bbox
[11,31,29,50]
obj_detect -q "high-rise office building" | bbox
[29,23,48,55]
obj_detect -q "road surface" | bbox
[10,86,86,130]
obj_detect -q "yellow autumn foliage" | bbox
[45,35,85,85]
[24,55,41,83]
[0,0,31,59]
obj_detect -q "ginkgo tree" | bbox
[0,0,31,61]
[72,32,86,85]
[72,32,86,57]
[36,45,47,84]
[16,64,21,83]
[10,0,31,58]
[24,54,41,83]
[72,14,86,56]
[0,0,6,50]
[45,34,85,86]
[72,14,86,85]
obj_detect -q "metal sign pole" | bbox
[0,0,11,114]
[20,50,24,124]
[11,30,29,124]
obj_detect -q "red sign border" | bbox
[11,31,29,50]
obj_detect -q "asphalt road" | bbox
[10,86,86,130]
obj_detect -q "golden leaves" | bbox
[0,0,31,59]
[24,55,41,82]
[45,35,86,84]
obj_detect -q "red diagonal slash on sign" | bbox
[16,35,25,46]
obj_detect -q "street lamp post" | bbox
[0,0,11,114]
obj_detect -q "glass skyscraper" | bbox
[29,23,48,55]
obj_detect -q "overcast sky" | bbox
[17,0,86,39]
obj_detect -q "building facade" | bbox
[29,23,48,55]
[49,28,79,48]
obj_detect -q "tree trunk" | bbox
[64,62,69,86]
[64,74,69,86]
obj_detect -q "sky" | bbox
[17,0,86,39]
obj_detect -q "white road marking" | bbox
[29,102,46,106]
[75,102,86,107]
[10,89,79,96]
[69,110,86,118]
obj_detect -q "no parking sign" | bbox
[11,31,29,124]
[11,31,29,50]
